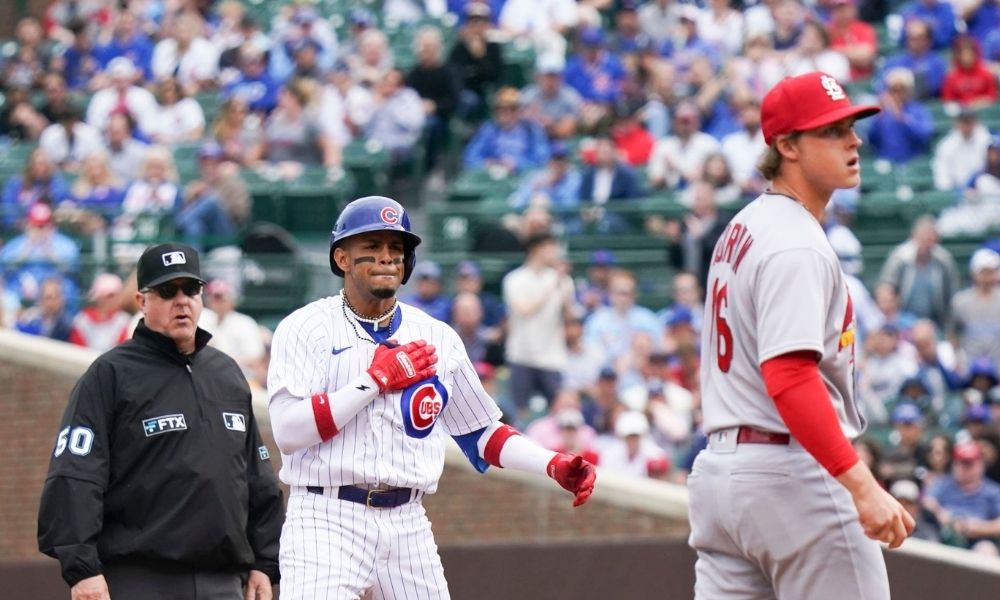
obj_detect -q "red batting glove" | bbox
[547,453,597,507]
[367,340,438,393]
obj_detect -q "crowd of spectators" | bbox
[2,0,1000,557]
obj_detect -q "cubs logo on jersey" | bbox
[400,376,449,439]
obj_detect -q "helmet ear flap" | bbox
[401,247,416,284]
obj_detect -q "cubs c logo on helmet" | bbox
[380,206,400,225]
[400,376,449,439]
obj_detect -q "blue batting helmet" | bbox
[329,196,422,283]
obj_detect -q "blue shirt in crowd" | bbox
[984,30,1000,63]
[0,231,80,304]
[583,305,662,360]
[929,475,1000,522]
[879,51,949,99]
[463,119,551,173]
[510,167,582,210]
[223,73,282,114]
[563,52,626,104]
[1,176,72,227]
[73,186,126,221]
[966,2,1000,43]
[899,0,958,50]
[400,293,452,323]
[867,101,934,164]
[95,35,154,80]
[62,45,101,89]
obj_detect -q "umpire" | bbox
[38,243,284,600]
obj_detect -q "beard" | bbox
[370,285,396,300]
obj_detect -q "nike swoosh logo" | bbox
[332,346,352,355]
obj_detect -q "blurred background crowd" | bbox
[2,0,1000,557]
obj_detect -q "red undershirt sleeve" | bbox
[760,351,860,477]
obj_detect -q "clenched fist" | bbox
[367,340,438,392]
[547,453,597,507]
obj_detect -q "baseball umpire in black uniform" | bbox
[38,242,284,600]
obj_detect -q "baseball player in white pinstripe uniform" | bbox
[268,196,597,599]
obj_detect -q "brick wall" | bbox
[427,466,688,545]
[0,361,82,560]
[0,333,687,564]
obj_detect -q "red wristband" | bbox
[484,424,520,467]
[312,393,339,441]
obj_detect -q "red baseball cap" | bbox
[761,71,880,146]
[26,203,54,227]
[953,440,983,462]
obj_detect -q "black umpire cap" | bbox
[137,243,206,290]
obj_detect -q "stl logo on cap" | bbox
[380,206,400,225]
[820,75,846,101]
[761,71,880,146]
[162,251,187,266]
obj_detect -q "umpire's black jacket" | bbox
[38,320,284,586]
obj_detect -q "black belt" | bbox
[307,485,415,508]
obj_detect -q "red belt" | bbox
[736,426,790,445]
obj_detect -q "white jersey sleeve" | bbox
[755,248,838,363]
[268,302,331,407]
[436,326,503,437]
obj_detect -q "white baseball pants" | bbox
[280,487,450,600]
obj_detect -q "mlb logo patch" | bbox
[162,251,187,266]
[143,414,187,437]
[223,412,246,432]
[259,446,270,460]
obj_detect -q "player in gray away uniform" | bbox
[267,196,596,599]
[688,72,915,599]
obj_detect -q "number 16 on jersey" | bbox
[710,278,732,373]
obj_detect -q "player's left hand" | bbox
[244,569,272,600]
[547,453,597,507]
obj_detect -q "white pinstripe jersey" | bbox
[268,294,502,493]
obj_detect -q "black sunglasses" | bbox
[147,280,203,299]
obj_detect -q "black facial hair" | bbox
[371,287,396,300]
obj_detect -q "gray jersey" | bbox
[699,193,865,438]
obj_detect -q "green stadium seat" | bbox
[426,196,511,252]
[501,39,536,87]
[250,190,284,225]
[342,140,390,196]
[0,142,37,170]
[195,91,224,123]
[980,104,1000,132]
[447,168,523,203]
[279,169,355,235]
[916,189,958,214]
[238,222,312,318]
